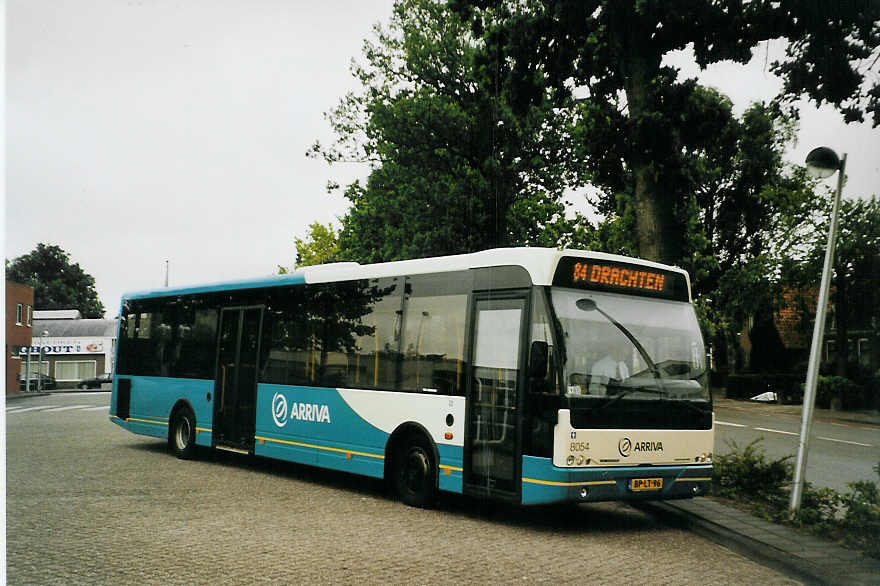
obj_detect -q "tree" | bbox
[453,0,880,265]
[310,0,579,263]
[560,86,820,373]
[6,243,105,318]
[294,221,341,268]
[789,196,880,377]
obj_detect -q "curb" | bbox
[634,500,879,586]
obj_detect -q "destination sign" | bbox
[553,257,689,301]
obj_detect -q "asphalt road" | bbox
[714,399,880,493]
[5,392,798,585]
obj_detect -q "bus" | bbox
[110,248,713,507]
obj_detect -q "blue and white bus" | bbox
[110,248,713,506]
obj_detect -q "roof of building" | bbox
[33,318,117,338]
[33,309,82,320]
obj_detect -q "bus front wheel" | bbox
[170,407,197,460]
[394,437,436,508]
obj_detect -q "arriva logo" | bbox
[271,392,332,427]
[618,436,663,457]
[272,393,289,427]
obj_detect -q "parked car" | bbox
[78,372,113,389]
[18,372,57,391]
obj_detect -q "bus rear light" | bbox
[444,432,453,440]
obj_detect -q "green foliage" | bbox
[455,0,880,264]
[813,376,866,410]
[312,0,581,263]
[294,222,341,268]
[840,476,880,558]
[712,439,792,506]
[786,197,880,379]
[712,441,880,558]
[6,243,105,318]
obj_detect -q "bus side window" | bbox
[399,273,469,396]
[530,289,559,395]
[262,286,310,386]
[347,278,401,391]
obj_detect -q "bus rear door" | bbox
[213,306,264,453]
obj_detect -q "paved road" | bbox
[714,399,880,493]
[5,392,798,585]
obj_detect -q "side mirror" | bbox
[529,341,549,379]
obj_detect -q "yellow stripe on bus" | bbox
[111,415,211,435]
[522,478,616,487]
[254,436,384,460]
[126,417,168,427]
[674,477,712,482]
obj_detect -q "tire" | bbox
[170,407,197,460]
[393,436,437,508]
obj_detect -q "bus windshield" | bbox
[551,288,709,403]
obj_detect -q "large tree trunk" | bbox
[633,166,679,264]
[618,4,681,266]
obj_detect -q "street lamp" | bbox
[790,147,847,514]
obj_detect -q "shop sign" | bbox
[19,338,107,355]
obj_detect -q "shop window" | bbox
[55,361,97,381]
[16,304,23,325]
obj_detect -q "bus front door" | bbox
[213,306,264,453]
[464,295,526,501]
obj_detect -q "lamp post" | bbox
[790,147,847,514]
[36,329,50,392]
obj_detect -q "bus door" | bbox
[464,293,527,500]
[213,306,264,453]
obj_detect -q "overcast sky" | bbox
[6,1,879,318]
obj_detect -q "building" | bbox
[23,310,118,389]
[6,281,35,394]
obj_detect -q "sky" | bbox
[5,1,880,318]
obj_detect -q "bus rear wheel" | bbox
[393,437,436,508]
[170,407,197,460]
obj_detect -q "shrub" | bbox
[814,376,865,409]
[712,439,792,504]
[838,463,880,558]
[713,444,880,559]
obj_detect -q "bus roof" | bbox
[121,248,690,301]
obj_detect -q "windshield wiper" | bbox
[575,298,669,396]
[592,383,665,411]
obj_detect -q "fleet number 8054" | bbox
[569,442,589,453]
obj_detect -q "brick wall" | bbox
[6,281,34,394]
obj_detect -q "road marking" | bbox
[6,405,108,414]
[6,405,60,414]
[754,427,799,436]
[817,436,873,448]
[716,420,746,428]
[41,405,91,413]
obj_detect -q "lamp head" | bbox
[805,146,841,179]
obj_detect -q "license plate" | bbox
[630,478,663,491]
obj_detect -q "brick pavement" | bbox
[5,401,798,585]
